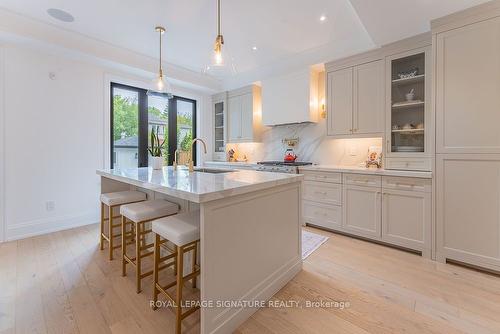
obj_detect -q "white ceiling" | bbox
[0,0,491,89]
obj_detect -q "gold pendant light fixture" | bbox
[204,0,236,76]
[213,0,224,65]
[152,26,172,96]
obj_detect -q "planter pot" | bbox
[151,156,164,170]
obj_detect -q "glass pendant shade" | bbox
[152,26,172,96]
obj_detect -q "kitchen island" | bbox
[96,166,303,334]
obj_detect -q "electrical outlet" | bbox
[349,145,357,156]
[46,201,55,212]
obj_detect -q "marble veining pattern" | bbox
[96,166,303,203]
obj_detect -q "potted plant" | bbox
[148,129,166,170]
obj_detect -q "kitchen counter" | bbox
[96,166,303,333]
[300,165,433,178]
[97,166,302,203]
[204,160,258,168]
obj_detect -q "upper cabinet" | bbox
[212,92,227,161]
[326,59,385,137]
[435,16,500,154]
[227,85,262,143]
[385,46,432,170]
[262,68,319,126]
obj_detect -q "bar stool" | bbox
[151,211,200,334]
[120,199,179,293]
[100,190,147,260]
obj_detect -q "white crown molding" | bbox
[0,8,222,93]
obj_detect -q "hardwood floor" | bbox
[1,224,499,333]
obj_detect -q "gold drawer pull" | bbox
[314,191,328,195]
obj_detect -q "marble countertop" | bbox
[97,166,303,203]
[299,165,433,178]
[204,161,258,168]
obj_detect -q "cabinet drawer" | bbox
[385,158,432,172]
[302,171,342,184]
[303,181,342,205]
[383,176,431,193]
[344,173,381,187]
[303,201,342,230]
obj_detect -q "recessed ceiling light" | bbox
[319,15,327,22]
[252,46,258,51]
[47,8,75,23]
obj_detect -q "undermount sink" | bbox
[193,168,235,174]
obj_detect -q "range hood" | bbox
[261,68,320,126]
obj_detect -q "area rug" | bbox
[302,230,329,259]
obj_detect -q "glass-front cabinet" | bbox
[212,92,227,161]
[385,46,432,171]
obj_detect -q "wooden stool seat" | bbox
[120,199,179,293]
[99,190,146,260]
[152,211,200,334]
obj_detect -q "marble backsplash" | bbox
[226,118,383,166]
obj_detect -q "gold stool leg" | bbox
[191,241,198,288]
[175,245,184,334]
[108,205,114,260]
[152,233,160,309]
[100,203,105,250]
[136,221,142,293]
[121,215,127,276]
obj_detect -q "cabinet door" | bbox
[239,93,254,141]
[436,154,500,270]
[228,96,241,142]
[382,188,431,252]
[303,200,342,230]
[327,68,353,136]
[343,185,381,239]
[353,60,384,135]
[436,17,500,154]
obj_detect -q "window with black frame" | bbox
[110,83,196,169]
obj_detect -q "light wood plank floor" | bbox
[1,224,499,334]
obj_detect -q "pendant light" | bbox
[204,0,236,76]
[213,0,224,66]
[151,26,172,97]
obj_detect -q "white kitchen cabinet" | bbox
[228,96,241,142]
[303,200,342,231]
[433,2,500,271]
[227,85,262,143]
[302,170,432,256]
[262,68,319,126]
[212,92,227,161]
[327,68,353,136]
[354,60,385,135]
[436,155,500,271]
[343,183,382,240]
[327,60,384,137]
[382,186,431,256]
[435,16,500,154]
[302,181,342,206]
[385,46,432,171]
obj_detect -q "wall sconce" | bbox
[320,98,326,119]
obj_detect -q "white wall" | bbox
[0,43,211,241]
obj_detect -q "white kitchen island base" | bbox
[97,167,303,334]
[200,182,302,333]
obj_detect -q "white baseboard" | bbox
[5,211,98,241]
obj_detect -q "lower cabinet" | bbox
[436,154,500,271]
[302,170,432,257]
[382,188,431,256]
[343,184,382,239]
[303,200,342,230]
